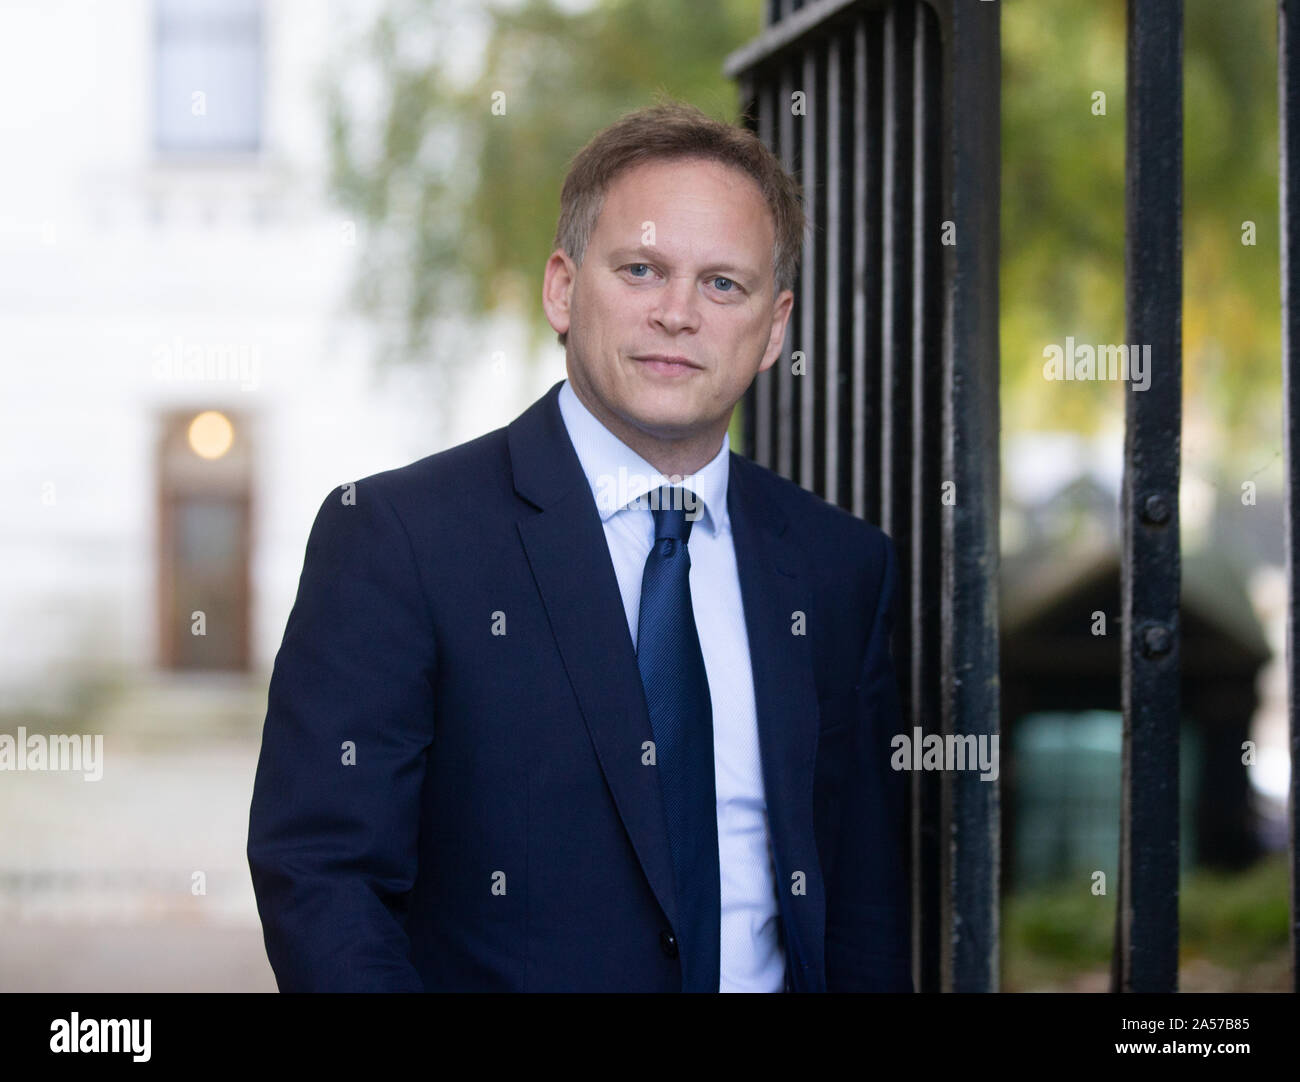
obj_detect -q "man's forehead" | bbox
[603,156,765,204]
[594,158,774,248]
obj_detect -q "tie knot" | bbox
[648,485,696,543]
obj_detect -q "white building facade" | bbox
[0,0,545,725]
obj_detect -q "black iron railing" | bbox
[725,0,1001,993]
[730,0,1300,996]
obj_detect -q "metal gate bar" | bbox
[1277,0,1300,992]
[1114,0,1183,994]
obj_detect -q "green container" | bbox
[1012,710,1199,889]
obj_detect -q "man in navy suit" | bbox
[247,101,911,992]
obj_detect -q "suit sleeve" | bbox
[247,482,436,992]
[824,530,913,992]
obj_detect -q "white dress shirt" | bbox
[557,378,786,992]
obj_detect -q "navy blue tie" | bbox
[635,485,720,993]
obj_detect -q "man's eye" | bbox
[626,263,652,277]
[712,276,736,292]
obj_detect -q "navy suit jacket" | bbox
[247,379,912,992]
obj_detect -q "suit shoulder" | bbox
[729,451,891,556]
[339,426,511,515]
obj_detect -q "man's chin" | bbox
[621,405,710,444]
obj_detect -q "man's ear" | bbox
[542,249,577,339]
[757,287,795,373]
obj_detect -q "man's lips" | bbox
[632,354,701,371]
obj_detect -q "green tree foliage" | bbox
[329,0,1284,467]
[1003,0,1281,470]
[326,0,762,369]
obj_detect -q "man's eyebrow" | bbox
[606,245,760,280]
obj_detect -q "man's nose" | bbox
[651,275,701,333]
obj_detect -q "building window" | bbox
[154,0,263,155]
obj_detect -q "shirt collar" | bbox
[557,377,730,537]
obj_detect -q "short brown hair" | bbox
[552,100,805,347]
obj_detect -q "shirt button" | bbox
[659,930,678,959]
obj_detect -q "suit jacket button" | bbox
[660,930,678,959]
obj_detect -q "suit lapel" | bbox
[507,382,824,991]
[509,382,680,935]
[727,453,826,993]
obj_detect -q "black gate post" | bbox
[1277,0,1300,993]
[939,0,1001,994]
[1114,0,1183,993]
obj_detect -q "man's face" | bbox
[543,156,793,449]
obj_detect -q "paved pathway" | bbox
[0,737,277,992]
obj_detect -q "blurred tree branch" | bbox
[325,0,1284,474]
[325,0,761,378]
